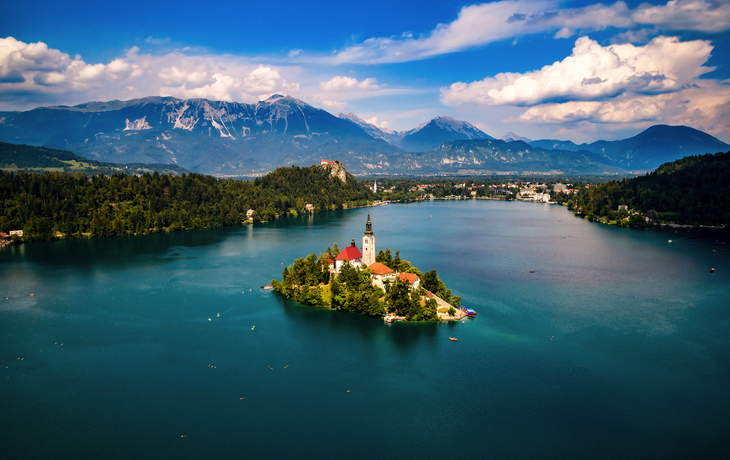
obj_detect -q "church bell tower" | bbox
[362,212,375,267]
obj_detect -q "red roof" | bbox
[328,258,334,264]
[399,272,420,284]
[335,245,362,261]
[368,262,394,275]
[426,291,435,298]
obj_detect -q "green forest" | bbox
[552,151,730,226]
[0,164,375,242]
[272,245,460,322]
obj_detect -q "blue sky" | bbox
[1,0,729,143]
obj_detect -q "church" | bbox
[333,212,375,272]
[331,212,422,291]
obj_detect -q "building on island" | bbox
[333,212,418,291]
[398,272,420,290]
[368,262,395,290]
[334,238,362,272]
[362,212,375,267]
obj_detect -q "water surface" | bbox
[2,200,729,459]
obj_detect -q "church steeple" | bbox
[365,212,373,235]
[362,211,375,266]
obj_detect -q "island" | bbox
[271,212,470,322]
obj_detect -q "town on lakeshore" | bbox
[272,211,475,322]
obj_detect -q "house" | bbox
[398,272,420,290]
[334,238,363,272]
[305,204,314,212]
[9,230,23,238]
[534,192,550,202]
[367,262,396,290]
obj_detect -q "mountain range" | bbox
[1,95,728,176]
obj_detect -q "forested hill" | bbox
[0,141,190,176]
[562,151,730,225]
[0,162,375,242]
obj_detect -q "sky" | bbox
[1,0,730,143]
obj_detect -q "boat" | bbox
[463,308,477,317]
[710,268,715,273]
[449,337,457,341]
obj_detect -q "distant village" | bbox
[365,178,577,203]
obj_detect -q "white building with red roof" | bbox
[367,262,395,290]
[334,238,363,272]
[398,272,421,290]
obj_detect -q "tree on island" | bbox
[272,245,455,321]
[421,269,461,308]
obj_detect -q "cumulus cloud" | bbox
[324,0,730,64]
[0,37,301,109]
[441,36,714,107]
[514,80,730,139]
[365,116,390,129]
[319,76,380,92]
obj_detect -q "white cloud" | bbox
[321,100,350,111]
[441,36,714,107]
[0,37,301,109]
[323,0,730,64]
[288,49,302,57]
[319,76,380,92]
[365,116,390,129]
[512,80,730,140]
[633,0,730,33]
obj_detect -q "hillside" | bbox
[345,139,629,176]
[0,161,375,242]
[531,125,729,170]
[336,112,403,145]
[0,142,190,176]
[564,151,730,225]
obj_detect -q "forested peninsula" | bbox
[0,161,374,242]
[553,151,730,226]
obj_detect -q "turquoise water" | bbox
[2,200,729,459]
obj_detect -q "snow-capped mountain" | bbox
[0,95,399,175]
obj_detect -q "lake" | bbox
[2,199,729,459]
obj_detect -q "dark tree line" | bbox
[555,151,730,225]
[0,164,375,242]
